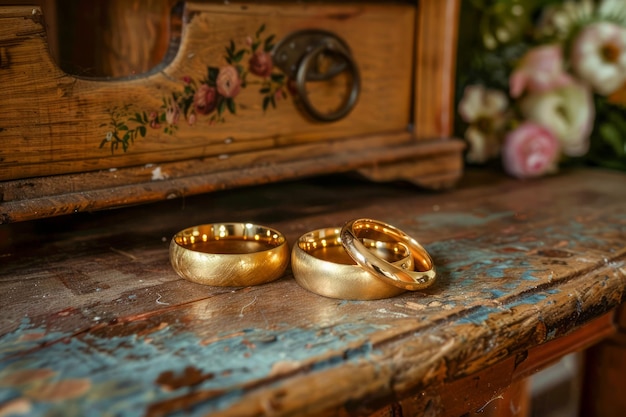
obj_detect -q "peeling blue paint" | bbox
[0,319,385,416]
[417,211,515,229]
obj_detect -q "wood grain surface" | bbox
[0,3,415,181]
[1,167,625,416]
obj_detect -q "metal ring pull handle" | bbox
[273,30,361,122]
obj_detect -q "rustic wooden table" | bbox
[1,167,625,417]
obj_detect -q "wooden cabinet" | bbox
[0,1,464,223]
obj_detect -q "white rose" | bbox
[571,21,626,95]
[520,82,594,157]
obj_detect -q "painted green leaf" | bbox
[256,24,265,38]
[227,98,236,114]
[138,126,147,137]
[264,35,275,52]
[270,73,285,83]
[252,41,260,52]
[260,87,271,94]
[217,98,226,115]
[263,96,270,111]
[208,67,219,85]
[233,50,245,63]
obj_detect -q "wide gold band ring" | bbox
[291,227,412,300]
[169,223,289,286]
[340,218,436,291]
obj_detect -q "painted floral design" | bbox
[101,25,289,153]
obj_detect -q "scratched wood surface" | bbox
[1,168,625,416]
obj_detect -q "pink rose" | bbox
[502,123,560,179]
[193,84,217,115]
[187,113,196,126]
[509,45,573,98]
[149,111,160,129]
[249,51,273,78]
[216,66,242,98]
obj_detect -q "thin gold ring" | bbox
[291,227,412,300]
[340,218,436,291]
[169,223,289,286]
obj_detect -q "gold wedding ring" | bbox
[340,219,436,291]
[169,223,289,286]
[291,227,412,300]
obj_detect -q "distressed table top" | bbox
[1,168,625,416]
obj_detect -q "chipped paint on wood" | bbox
[0,318,384,415]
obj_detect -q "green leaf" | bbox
[256,24,265,38]
[260,87,271,94]
[138,125,147,137]
[208,67,219,85]
[226,98,236,114]
[599,123,625,156]
[118,125,129,131]
[233,50,245,63]
[270,95,276,109]
[264,34,275,52]
[252,41,260,52]
[262,96,270,111]
[143,111,149,123]
[217,98,226,115]
[270,73,285,83]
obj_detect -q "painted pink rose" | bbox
[193,84,217,115]
[502,122,560,179]
[187,113,197,126]
[216,66,242,98]
[149,111,160,129]
[249,51,273,78]
[509,44,573,98]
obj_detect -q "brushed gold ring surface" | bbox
[291,227,412,300]
[169,223,289,286]
[340,218,436,291]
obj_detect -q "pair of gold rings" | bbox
[169,219,436,300]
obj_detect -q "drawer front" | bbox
[0,2,415,181]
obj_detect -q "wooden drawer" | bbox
[0,1,464,223]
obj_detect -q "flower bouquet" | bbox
[456,0,626,178]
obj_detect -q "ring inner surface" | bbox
[174,223,285,254]
[299,228,410,265]
[352,220,433,271]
